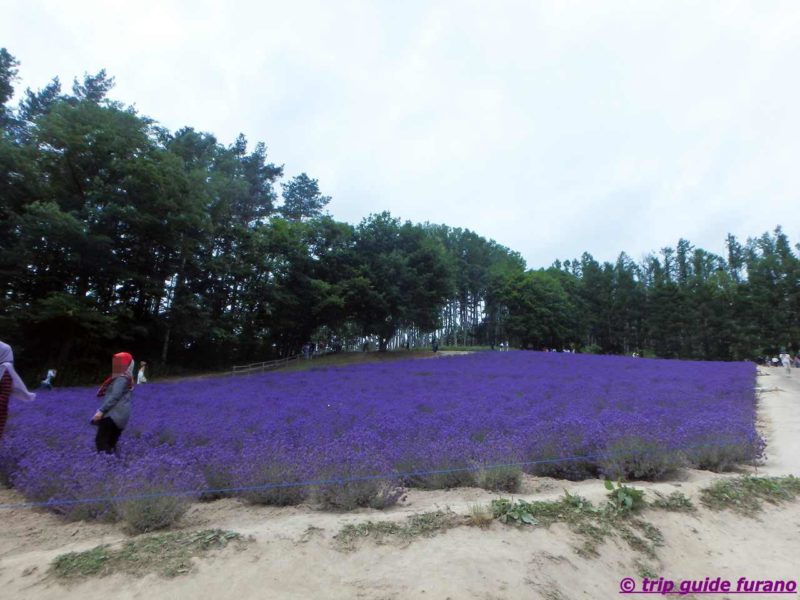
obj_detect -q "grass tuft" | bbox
[491,483,669,562]
[650,490,696,512]
[51,546,112,578]
[700,476,800,515]
[115,492,190,534]
[334,510,462,550]
[50,529,247,579]
[467,503,494,528]
[635,559,658,579]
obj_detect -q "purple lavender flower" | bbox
[0,352,762,519]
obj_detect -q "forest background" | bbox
[1,48,798,384]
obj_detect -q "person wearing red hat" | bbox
[91,352,135,453]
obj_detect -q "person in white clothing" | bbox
[40,368,57,390]
[137,361,148,384]
[0,341,36,439]
[779,352,791,375]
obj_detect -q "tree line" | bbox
[1,49,797,383]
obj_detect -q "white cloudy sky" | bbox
[2,1,798,267]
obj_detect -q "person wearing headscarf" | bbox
[91,352,135,453]
[0,341,36,439]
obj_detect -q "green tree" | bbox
[346,213,453,351]
[280,173,331,221]
[0,48,19,126]
[502,270,576,349]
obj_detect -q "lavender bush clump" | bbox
[113,451,204,533]
[232,440,311,506]
[0,352,762,522]
[312,431,404,510]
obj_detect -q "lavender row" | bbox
[0,352,762,526]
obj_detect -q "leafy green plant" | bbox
[700,476,800,515]
[489,489,667,562]
[651,490,695,512]
[491,498,539,525]
[604,479,646,514]
[334,510,460,550]
[50,530,245,579]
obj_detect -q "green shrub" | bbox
[604,479,646,514]
[314,479,403,511]
[242,482,306,506]
[115,491,189,534]
[600,437,684,481]
[686,439,761,472]
[477,466,522,492]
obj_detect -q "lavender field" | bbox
[0,352,762,526]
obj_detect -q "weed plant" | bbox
[50,530,246,579]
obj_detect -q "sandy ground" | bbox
[756,366,800,476]
[1,367,799,600]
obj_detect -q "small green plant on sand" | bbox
[604,479,646,514]
[491,498,540,525]
[618,519,664,559]
[467,503,494,528]
[635,559,658,579]
[491,483,660,561]
[491,491,595,527]
[700,476,800,515]
[334,510,461,550]
[651,490,696,512]
[50,530,247,579]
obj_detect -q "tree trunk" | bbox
[161,323,171,364]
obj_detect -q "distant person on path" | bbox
[40,368,57,390]
[137,361,148,384]
[780,352,791,374]
[0,341,36,439]
[91,352,135,454]
[432,337,439,353]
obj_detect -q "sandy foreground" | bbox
[1,369,799,600]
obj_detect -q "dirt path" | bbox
[1,367,799,600]
[757,367,800,475]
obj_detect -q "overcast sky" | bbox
[3,1,798,268]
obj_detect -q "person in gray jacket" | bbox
[91,351,135,453]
